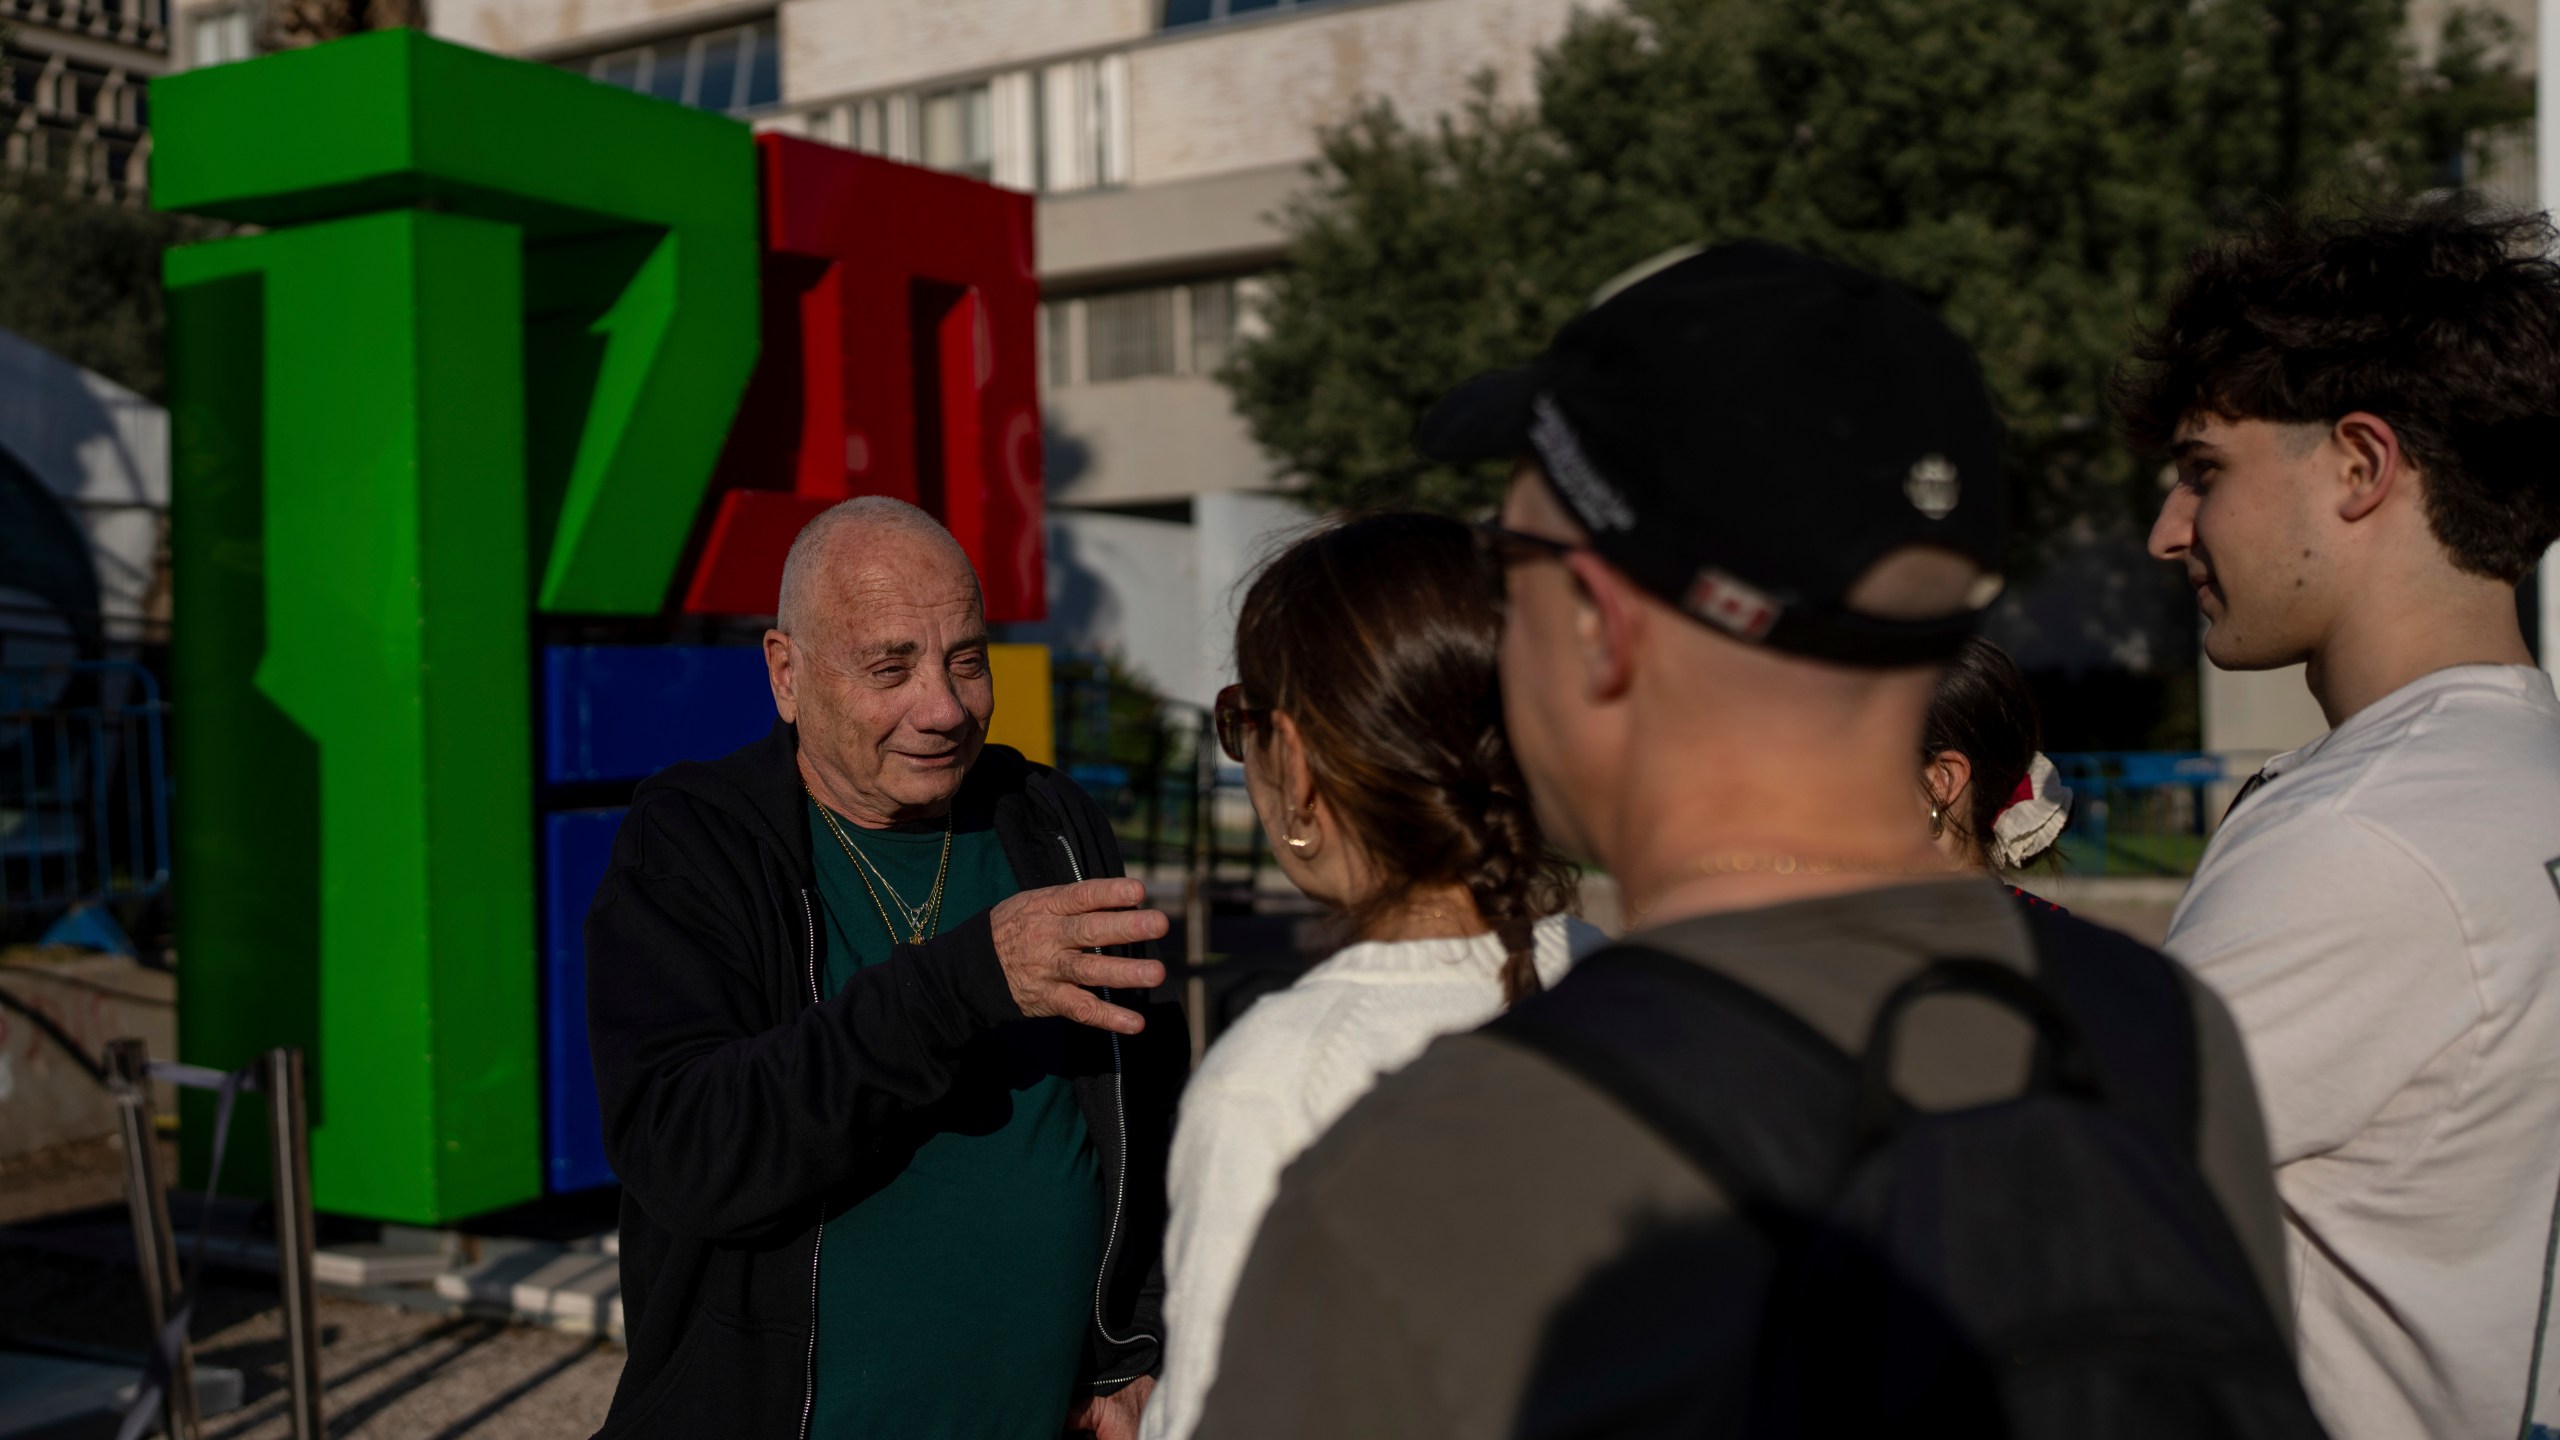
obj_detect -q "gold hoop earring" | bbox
[1927,803,1945,840]
[1284,806,1316,851]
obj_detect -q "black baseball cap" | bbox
[1420,240,2007,667]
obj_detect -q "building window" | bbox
[804,95,898,157]
[1085,289,1178,384]
[95,72,139,128]
[787,56,1124,195]
[1036,54,1129,193]
[1162,0,1346,29]
[189,6,256,67]
[1188,280,1238,374]
[920,82,991,180]
[33,55,65,114]
[1043,303,1076,389]
[580,18,779,114]
[1059,279,1253,387]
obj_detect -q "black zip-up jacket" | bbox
[584,723,1184,1439]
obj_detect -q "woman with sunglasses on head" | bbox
[1919,635,2076,912]
[1140,512,1600,1440]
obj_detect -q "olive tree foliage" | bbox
[0,12,222,401]
[1222,0,2532,555]
[0,170,218,402]
[263,0,424,49]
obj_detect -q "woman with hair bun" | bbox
[1141,512,1600,1440]
[1919,636,2075,912]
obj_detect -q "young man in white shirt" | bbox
[2124,202,2560,1440]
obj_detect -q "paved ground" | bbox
[2033,874,2185,948]
[196,1299,620,1440]
[2,1222,621,1438]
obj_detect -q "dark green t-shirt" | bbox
[806,795,1104,1439]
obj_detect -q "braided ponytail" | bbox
[1459,729,1574,1004]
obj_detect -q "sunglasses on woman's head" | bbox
[1213,684,1272,763]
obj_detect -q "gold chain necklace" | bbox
[1625,850,1955,930]
[806,785,955,945]
[818,801,952,943]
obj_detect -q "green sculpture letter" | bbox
[156,30,758,1221]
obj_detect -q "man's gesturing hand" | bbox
[989,878,1168,1034]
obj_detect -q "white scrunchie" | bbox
[1990,752,2074,870]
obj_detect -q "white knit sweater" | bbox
[1139,913,1604,1440]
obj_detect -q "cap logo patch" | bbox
[1529,394,1636,531]
[1683,568,1781,642]
[1905,454,1960,519]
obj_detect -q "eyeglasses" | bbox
[1213,683,1272,763]
[1472,520,1583,608]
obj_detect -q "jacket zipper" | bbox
[1056,835,1158,1377]
[799,888,822,1440]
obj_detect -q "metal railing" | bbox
[1051,666,2251,889]
[1051,656,1266,885]
[2048,751,2230,877]
[109,1039,322,1440]
[1053,657,1277,1064]
[1,660,172,927]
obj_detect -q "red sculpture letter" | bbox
[685,134,1044,621]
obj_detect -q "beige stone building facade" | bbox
[2,0,165,201]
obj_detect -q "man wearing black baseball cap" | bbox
[1191,243,2287,1439]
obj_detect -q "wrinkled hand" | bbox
[1066,1374,1154,1440]
[990,878,1168,1035]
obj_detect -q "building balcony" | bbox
[0,0,171,56]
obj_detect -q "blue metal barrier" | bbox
[2048,751,2226,876]
[0,660,171,925]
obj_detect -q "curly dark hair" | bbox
[2112,199,2560,582]
[1234,512,1578,1005]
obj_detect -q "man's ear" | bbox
[2333,412,2407,524]
[1563,551,1641,703]
[764,629,799,724]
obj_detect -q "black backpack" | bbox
[1484,906,2325,1440]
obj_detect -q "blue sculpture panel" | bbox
[539,644,778,1192]
[543,644,776,784]
[542,807,625,1192]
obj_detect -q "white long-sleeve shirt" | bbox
[1140,912,1603,1440]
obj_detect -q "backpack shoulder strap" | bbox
[2020,906,2202,1159]
[1491,917,2206,1201]
[1484,944,1859,1215]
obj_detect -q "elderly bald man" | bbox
[586,497,1181,1440]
